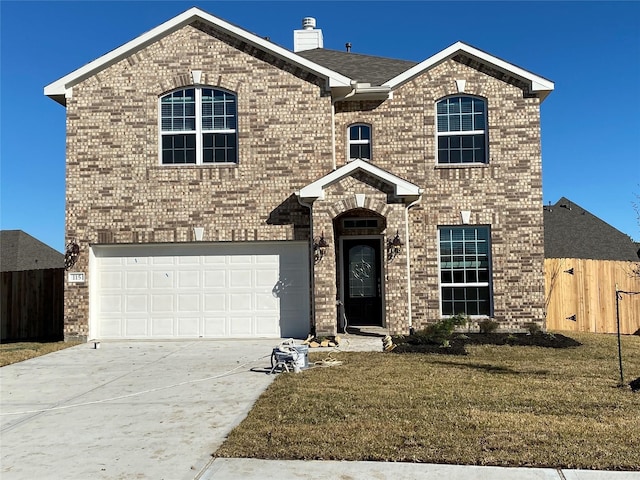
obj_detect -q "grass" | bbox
[0,341,81,367]
[216,332,640,470]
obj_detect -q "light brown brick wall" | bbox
[63,22,545,339]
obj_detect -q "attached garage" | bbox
[89,242,310,340]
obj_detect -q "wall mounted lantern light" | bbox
[387,230,404,261]
[64,240,80,271]
[313,232,329,264]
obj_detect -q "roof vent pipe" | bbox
[302,17,316,29]
[346,42,352,52]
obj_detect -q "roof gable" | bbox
[44,7,352,106]
[544,197,639,261]
[44,9,554,106]
[383,41,554,101]
[296,159,422,202]
[0,230,63,272]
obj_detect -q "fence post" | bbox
[615,284,624,387]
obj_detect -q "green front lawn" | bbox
[216,332,640,470]
[0,341,80,367]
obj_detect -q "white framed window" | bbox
[348,124,371,161]
[438,226,492,316]
[436,96,487,164]
[160,87,237,165]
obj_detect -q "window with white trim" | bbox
[436,96,487,164]
[439,226,492,316]
[348,124,371,161]
[160,87,237,165]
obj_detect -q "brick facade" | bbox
[58,18,546,341]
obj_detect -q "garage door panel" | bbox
[255,269,278,288]
[229,269,253,288]
[256,293,277,311]
[92,242,309,339]
[100,271,122,289]
[229,255,253,265]
[125,271,148,289]
[125,318,148,337]
[151,317,174,336]
[177,317,199,336]
[204,316,227,337]
[152,271,174,288]
[178,270,200,288]
[229,315,252,336]
[99,319,122,338]
[100,295,122,313]
[151,294,174,313]
[255,315,278,335]
[177,255,200,265]
[151,256,175,265]
[177,294,200,312]
[229,293,252,311]
[126,257,148,266]
[204,271,226,288]
[125,295,147,313]
[204,293,226,312]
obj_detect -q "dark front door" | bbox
[342,238,383,327]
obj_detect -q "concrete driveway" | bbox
[0,339,279,480]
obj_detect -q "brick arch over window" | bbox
[325,197,390,220]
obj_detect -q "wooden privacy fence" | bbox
[1,268,64,342]
[545,258,640,334]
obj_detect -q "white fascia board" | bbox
[44,7,352,105]
[383,41,554,101]
[297,159,421,201]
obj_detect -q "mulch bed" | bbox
[392,332,582,355]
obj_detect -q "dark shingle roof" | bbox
[296,48,417,86]
[0,230,64,272]
[544,197,639,261]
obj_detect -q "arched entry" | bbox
[334,210,386,330]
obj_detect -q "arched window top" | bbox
[348,123,371,161]
[160,87,237,165]
[436,96,487,165]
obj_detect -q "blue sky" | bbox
[1,1,639,252]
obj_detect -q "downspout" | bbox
[296,195,316,336]
[404,195,422,333]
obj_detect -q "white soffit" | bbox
[296,159,422,201]
[384,41,555,101]
[44,7,352,105]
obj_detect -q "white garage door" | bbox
[90,242,310,339]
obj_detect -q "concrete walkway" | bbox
[1,336,636,480]
[203,458,639,479]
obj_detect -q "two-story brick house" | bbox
[45,8,553,341]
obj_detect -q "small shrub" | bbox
[412,314,468,345]
[525,322,543,335]
[478,319,499,334]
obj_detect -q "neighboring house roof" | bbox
[544,197,639,261]
[0,230,64,272]
[44,8,554,106]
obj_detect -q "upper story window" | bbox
[160,87,237,165]
[436,96,486,164]
[348,124,371,161]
